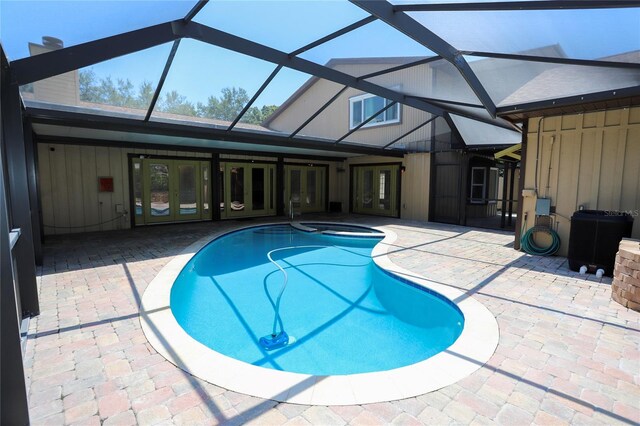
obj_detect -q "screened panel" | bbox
[450,114,521,146]
[298,20,435,77]
[1,1,194,60]
[386,115,450,152]
[194,0,369,53]
[246,67,335,133]
[389,0,551,3]
[345,104,434,148]
[467,57,640,107]
[408,9,640,61]
[297,94,434,148]
[365,59,483,105]
[20,43,173,118]
[150,39,282,129]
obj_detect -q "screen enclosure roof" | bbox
[2,0,639,158]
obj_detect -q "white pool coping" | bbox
[140,222,499,405]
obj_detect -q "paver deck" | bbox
[25,217,640,425]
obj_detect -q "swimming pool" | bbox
[170,224,464,375]
[141,222,499,404]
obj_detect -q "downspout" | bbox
[535,116,545,195]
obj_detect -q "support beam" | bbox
[0,137,30,426]
[1,50,32,426]
[394,1,640,12]
[11,21,182,85]
[182,22,516,130]
[464,51,640,70]
[26,107,404,158]
[289,16,377,57]
[335,101,398,144]
[383,116,437,149]
[442,112,467,149]
[180,22,445,117]
[227,65,283,131]
[289,86,348,138]
[514,121,528,250]
[145,39,182,122]
[11,17,514,130]
[406,95,485,109]
[351,0,498,117]
[22,120,43,265]
[358,55,442,80]
[495,143,522,161]
[184,0,209,23]
[3,70,39,318]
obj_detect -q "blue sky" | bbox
[1,0,639,107]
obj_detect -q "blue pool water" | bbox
[171,224,464,375]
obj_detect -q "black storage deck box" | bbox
[568,210,634,276]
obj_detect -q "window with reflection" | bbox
[379,170,391,210]
[350,94,400,129]
[149,163,170,216]
[178,164,197,215]
[230,167,245,211]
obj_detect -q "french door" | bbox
[219,162,276,219]
[285,165,326,215]
[353,165,399,217]
[132,158,211,225]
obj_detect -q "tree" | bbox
[76,72,278,123]
[161,90,197,116]
[241,104,279,125]
[197,87,250,121]
[79,70,101,103]
[136,81,156,109]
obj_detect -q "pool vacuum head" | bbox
[259,331,289,350]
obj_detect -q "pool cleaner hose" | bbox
[520,225,561,256]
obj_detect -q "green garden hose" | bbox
[520,224,561,256]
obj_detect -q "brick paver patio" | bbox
[25,217,640,425]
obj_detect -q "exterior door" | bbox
[353,165,399,217]
[136,158,210,225]
[221,162,276,219]
[285,165,326,215]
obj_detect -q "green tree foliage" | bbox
[240,104,279,125]
[77,70,278,125]
[163,90,197,116]
[196,87,249,121]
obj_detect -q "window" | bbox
[470,166,499,204]
[349,93,400,129]
[470,167,486,204]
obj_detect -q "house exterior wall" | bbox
[521,107,640,256]
[399,153,431,221]
[37,143,212,235]
[268,62,436,148]
[37,143,348,235]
